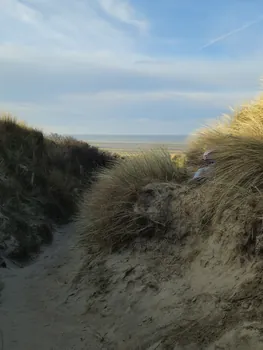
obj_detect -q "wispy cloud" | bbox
[0,0,40,24]
[97,0,148,32]
[0,0,144,52]
[201,16,263,50]
[58,90,254,107]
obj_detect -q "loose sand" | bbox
[1,221,263,350]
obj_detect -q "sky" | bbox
[1,0,263,135]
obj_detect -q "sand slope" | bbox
[0,224,98,350]
[1,223,263,349]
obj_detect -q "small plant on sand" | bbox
[75,149,189,252]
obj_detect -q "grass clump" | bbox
[0,115,117,260]
[196,133,263,234]
[187,95,263,192]
[184,95,263,257]
[76,149,189,252]
[186,95,263,166]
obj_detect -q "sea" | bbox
[71,134,188,152]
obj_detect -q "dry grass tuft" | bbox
[196,134,263,240]
[182,95,263,257]
[76,149,189,252]
[186,95,263,166]
[187,96,263,213]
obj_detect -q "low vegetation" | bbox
[186,97,263,206]
[76,95,263,261]
[186,96,263,165]
[0,116,117,260]
[76,149,189,252]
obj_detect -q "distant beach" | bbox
[72,134,188,153]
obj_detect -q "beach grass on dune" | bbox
[75,149,189,252]
[184,96,263,253]
[75,94,263,261]
[0,115,117,260]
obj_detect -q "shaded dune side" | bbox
[0,116,117,261]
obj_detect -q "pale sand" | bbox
[88,141,186,153]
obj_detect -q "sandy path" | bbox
[0,224,99,350]
[2,222,263,350]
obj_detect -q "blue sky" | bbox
[0,0,263,134]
